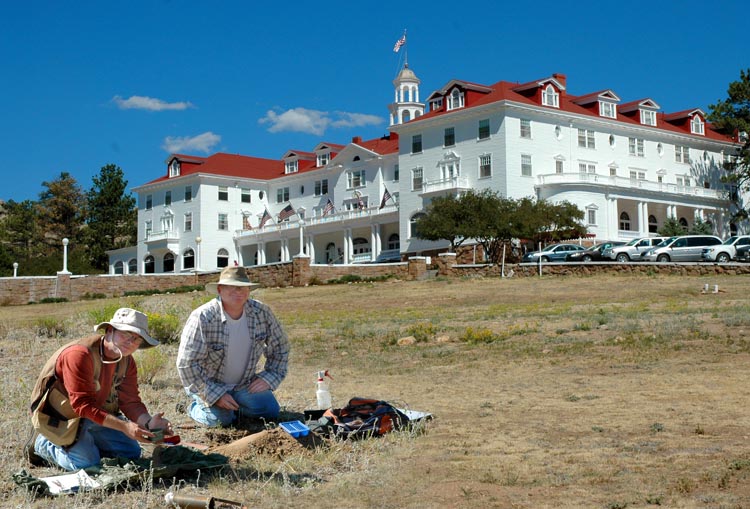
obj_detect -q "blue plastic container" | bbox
[279,420,310,438]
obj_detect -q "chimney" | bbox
[352,136,362,144]
[552,73,567,89]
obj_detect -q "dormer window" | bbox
[542,85,559,108]
[317,152,330,166]
[640,110,656,126]
[169,160,181,177]
[285,160,298,174]
[691,115,705,135]
[447,89,464,110]
[599,101,617,119]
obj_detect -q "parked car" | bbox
[566,241,626,262]
[521,243,586,263]
[737,244,750,262]
[642,235,722,262]
[604,237,668,262]
[701,235,750,262]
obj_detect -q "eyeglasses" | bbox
[117,330,143,346]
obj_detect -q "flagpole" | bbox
[403,29,408,67]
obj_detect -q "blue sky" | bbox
[1,1,747,202]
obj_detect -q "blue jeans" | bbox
[35,418,141,471]
[188,389,280,427]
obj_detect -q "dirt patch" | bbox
[209,428,318,461]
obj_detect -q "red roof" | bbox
[411,75,734,143]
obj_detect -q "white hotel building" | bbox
[108,66,743,274]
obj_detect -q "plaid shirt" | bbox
[176,297,289,406]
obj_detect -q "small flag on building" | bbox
[278,203,295,221]
[379,187,392,209]
[323,198,335,216]
[354,191,366,210]
[259,208,272,229]
[393,33,406,53]
[242,214,252,230]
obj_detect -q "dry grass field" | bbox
[2,272,750,508]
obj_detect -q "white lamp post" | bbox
[13,262,18,278]
[195,236,202,272]
[60,238,71,274]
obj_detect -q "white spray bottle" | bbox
[316,370,333,409]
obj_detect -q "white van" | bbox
[604,237,668,262]
[701,235,750,262]
[642,235,722,262]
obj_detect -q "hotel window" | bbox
[218,213,228,231]
[347,170,365,189]
[628,138,644,157]
[444,127,455,147]
[412,167,423,191]
[578,129,595,148]
[599,102,616,118]
[479,154,492,178]
[184,212,192,232]
[217,248,229,268]
[276,187,289,203]
[411,134,422,154]
[165,190,172,206]
[542,84,559,107]
[183,248,195,269]
[184,186,192,202]
[675,145,690,163]
[314,179,329,196]
[556,160,564,174]
[169,160,180,177]
[520,119,531,139]
[619,212,631,231]
[145,194,152,210]
[241,188,251,203]
[587,208,597,225]
[285,160,298,173]
[521,154,532,177]
[317,152,330,166]
[128,259,137,274]
[691,116,705,135]
[629,170,646,180]
[610,166,617,177]
[218,186,228,201]
[447,89,464,110]
[478,119,490,140]
[145,220,152,236]
[579,162,596,174]
[394,164,399,181]
[641,110,656,126]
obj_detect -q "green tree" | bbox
[659,217,686,236]
[689,217,714,234]
[86,164,137,270]
[416,194,468,251]
[37,172,87,247]
[0,199,39,260]
[707,68,750,220]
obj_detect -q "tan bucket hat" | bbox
[205,266,260,293]
[95,308,159,348]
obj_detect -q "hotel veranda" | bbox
[108,66,744,274]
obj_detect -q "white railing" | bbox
[145,230,179,242]
[421,175,471,195]
[537,173,726,200]
[234,203,399,239]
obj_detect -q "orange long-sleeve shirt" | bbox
[55,344,147,425]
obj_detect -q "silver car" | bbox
[642,235,722,262]
[604,237,668,262]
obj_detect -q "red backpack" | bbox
[315,397,409,439]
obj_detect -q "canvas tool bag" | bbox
[30,336,128,447]
[313,397,410,439]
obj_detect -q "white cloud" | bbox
[259,107,383,135]
[162,132,221,154]
[112,95,194,111]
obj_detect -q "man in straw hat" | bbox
[28,308,173,470]
[177,266,289,427]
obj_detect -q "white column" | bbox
[344,228,352,264]
[259,242,266,265]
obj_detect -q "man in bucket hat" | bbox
[28,308,173,470]
[177,266,289,427]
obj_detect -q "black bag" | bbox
[313,397,409,439]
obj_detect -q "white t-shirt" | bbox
[223,312,252,385]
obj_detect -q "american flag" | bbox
[278,203,295,221]
[323,198,335,216]
[242,214,252,230]
[259,209,272,229]
[354,192,366,210]
[393,34,406,53]
[379,187,392,209]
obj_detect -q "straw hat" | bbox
[95,307,159,348]
[205,266,260,293]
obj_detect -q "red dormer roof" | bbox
[407,74,733,143]
[358,133,399,155]
[145,152,284,186]
[619,98,661,113]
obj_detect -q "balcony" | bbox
[419,175,471,197]
[144,229,180,252]
[536,173,727,201]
